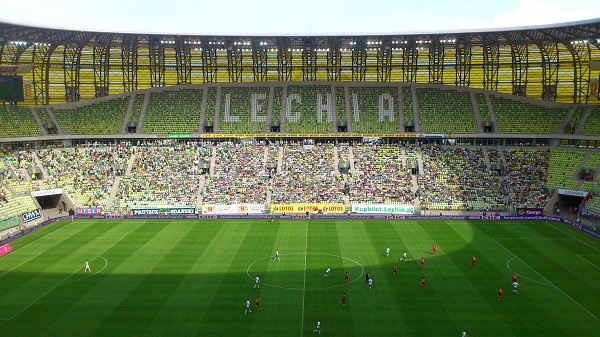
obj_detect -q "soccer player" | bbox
[368,277,373,290]
[85,260,90,272]
[254,275,260,289]
[339,292,346,305]
[400,252,407,261]
[385,247,390,257]
[344,271,349,284]
[393,264,398,276]
[420,257,425,269]
[421,276,426,288]
[255,296,260,310]
[471,256,476,267]
[512,281,520,294]
[461,329,468,337]
[512,274,518,283]
[432,244,437,255]
[324,267,331,277]
[245,299,252,314]
[365,272,370,283]
[274,249,280,261]
[313,320,321,334]
[498,287,503,301]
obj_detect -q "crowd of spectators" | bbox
[418,145,505,211]
[202,140,268,204]
[348,144,415,204]
[39,142,132,207]
[270,142,345,203]
[114,140,205,208]
[501,149,550,209]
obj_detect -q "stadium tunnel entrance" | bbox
[32,189,75,216]
[554,193,586,218]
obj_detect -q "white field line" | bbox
[1,236,123,321]
[12,221,77,253]
[300,221,309,337]
[505,258,552,287]
[548,223,600,254]
[0,253,41,278]
[577,255,600,270]
[493,238,600,322]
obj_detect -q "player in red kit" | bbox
[498,287,503,301]
[420,257,425,269]
[344,271,349,284]
[432,244,437,255]
[471,256,476,266]
[255,296,260,309]
[393,264,397,276]
[512,274,518,283]
[421,277,426,288]
[339,292,346,305]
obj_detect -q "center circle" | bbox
[247,253,365,290]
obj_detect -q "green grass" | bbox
[1,219,600,336]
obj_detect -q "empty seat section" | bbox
[52,97,129,135]
[350,87,399,134]
[417,88,478,134]
[0,106,42,137]
[218,87,269,134]
[285,85,333,134]
[142,89,201,134]
[491,96,570,134]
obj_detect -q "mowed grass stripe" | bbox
[1,219,600,337]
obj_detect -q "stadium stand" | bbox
[419,145,505,211]
[202,141,268,204]
[475,93,491,123]
[580,106,600,136]
[218,87,270,134]
[285,85,333,134]
[271,87,283,131]
[349,144,415,204]
[490,95,570,134]
[401,87,414,125]
[502,149,550,209]
[204,87,217,131]
[350,87,400,133]
[546,150,585,190]
[416,88,478,134]
[114,140,201,208]
[128,94,146,127]
[52,97,130,135]
[0,106,42,137]
[38,143,131,207]
[270,142,344,203]
[142,89,202,134]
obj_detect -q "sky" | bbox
[0,0,599,36]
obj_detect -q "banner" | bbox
[202,204,265,214]
[581,207,600,220]
[0,216,19,231]
[76,206,103,216]
[131,206,195,216]
[557,189,588,197]
[0,64,33,74]
[0,243,12,257]
[22,208,42,223]
[31,188,63,197]
[516,208,544,216]
[270,204,346,214]
[351,204,414,214]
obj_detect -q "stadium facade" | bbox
[0,19,599,105]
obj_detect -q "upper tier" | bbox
[2,83,599,139]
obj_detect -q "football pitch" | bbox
[1,218,599,336]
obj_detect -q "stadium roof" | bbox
[1,0,600,36]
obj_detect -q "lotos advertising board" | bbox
[270,204,346,214]
[202,204,265,214]
[516,208,544,216]
[131,207,196,216]
[352,204,414,214]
